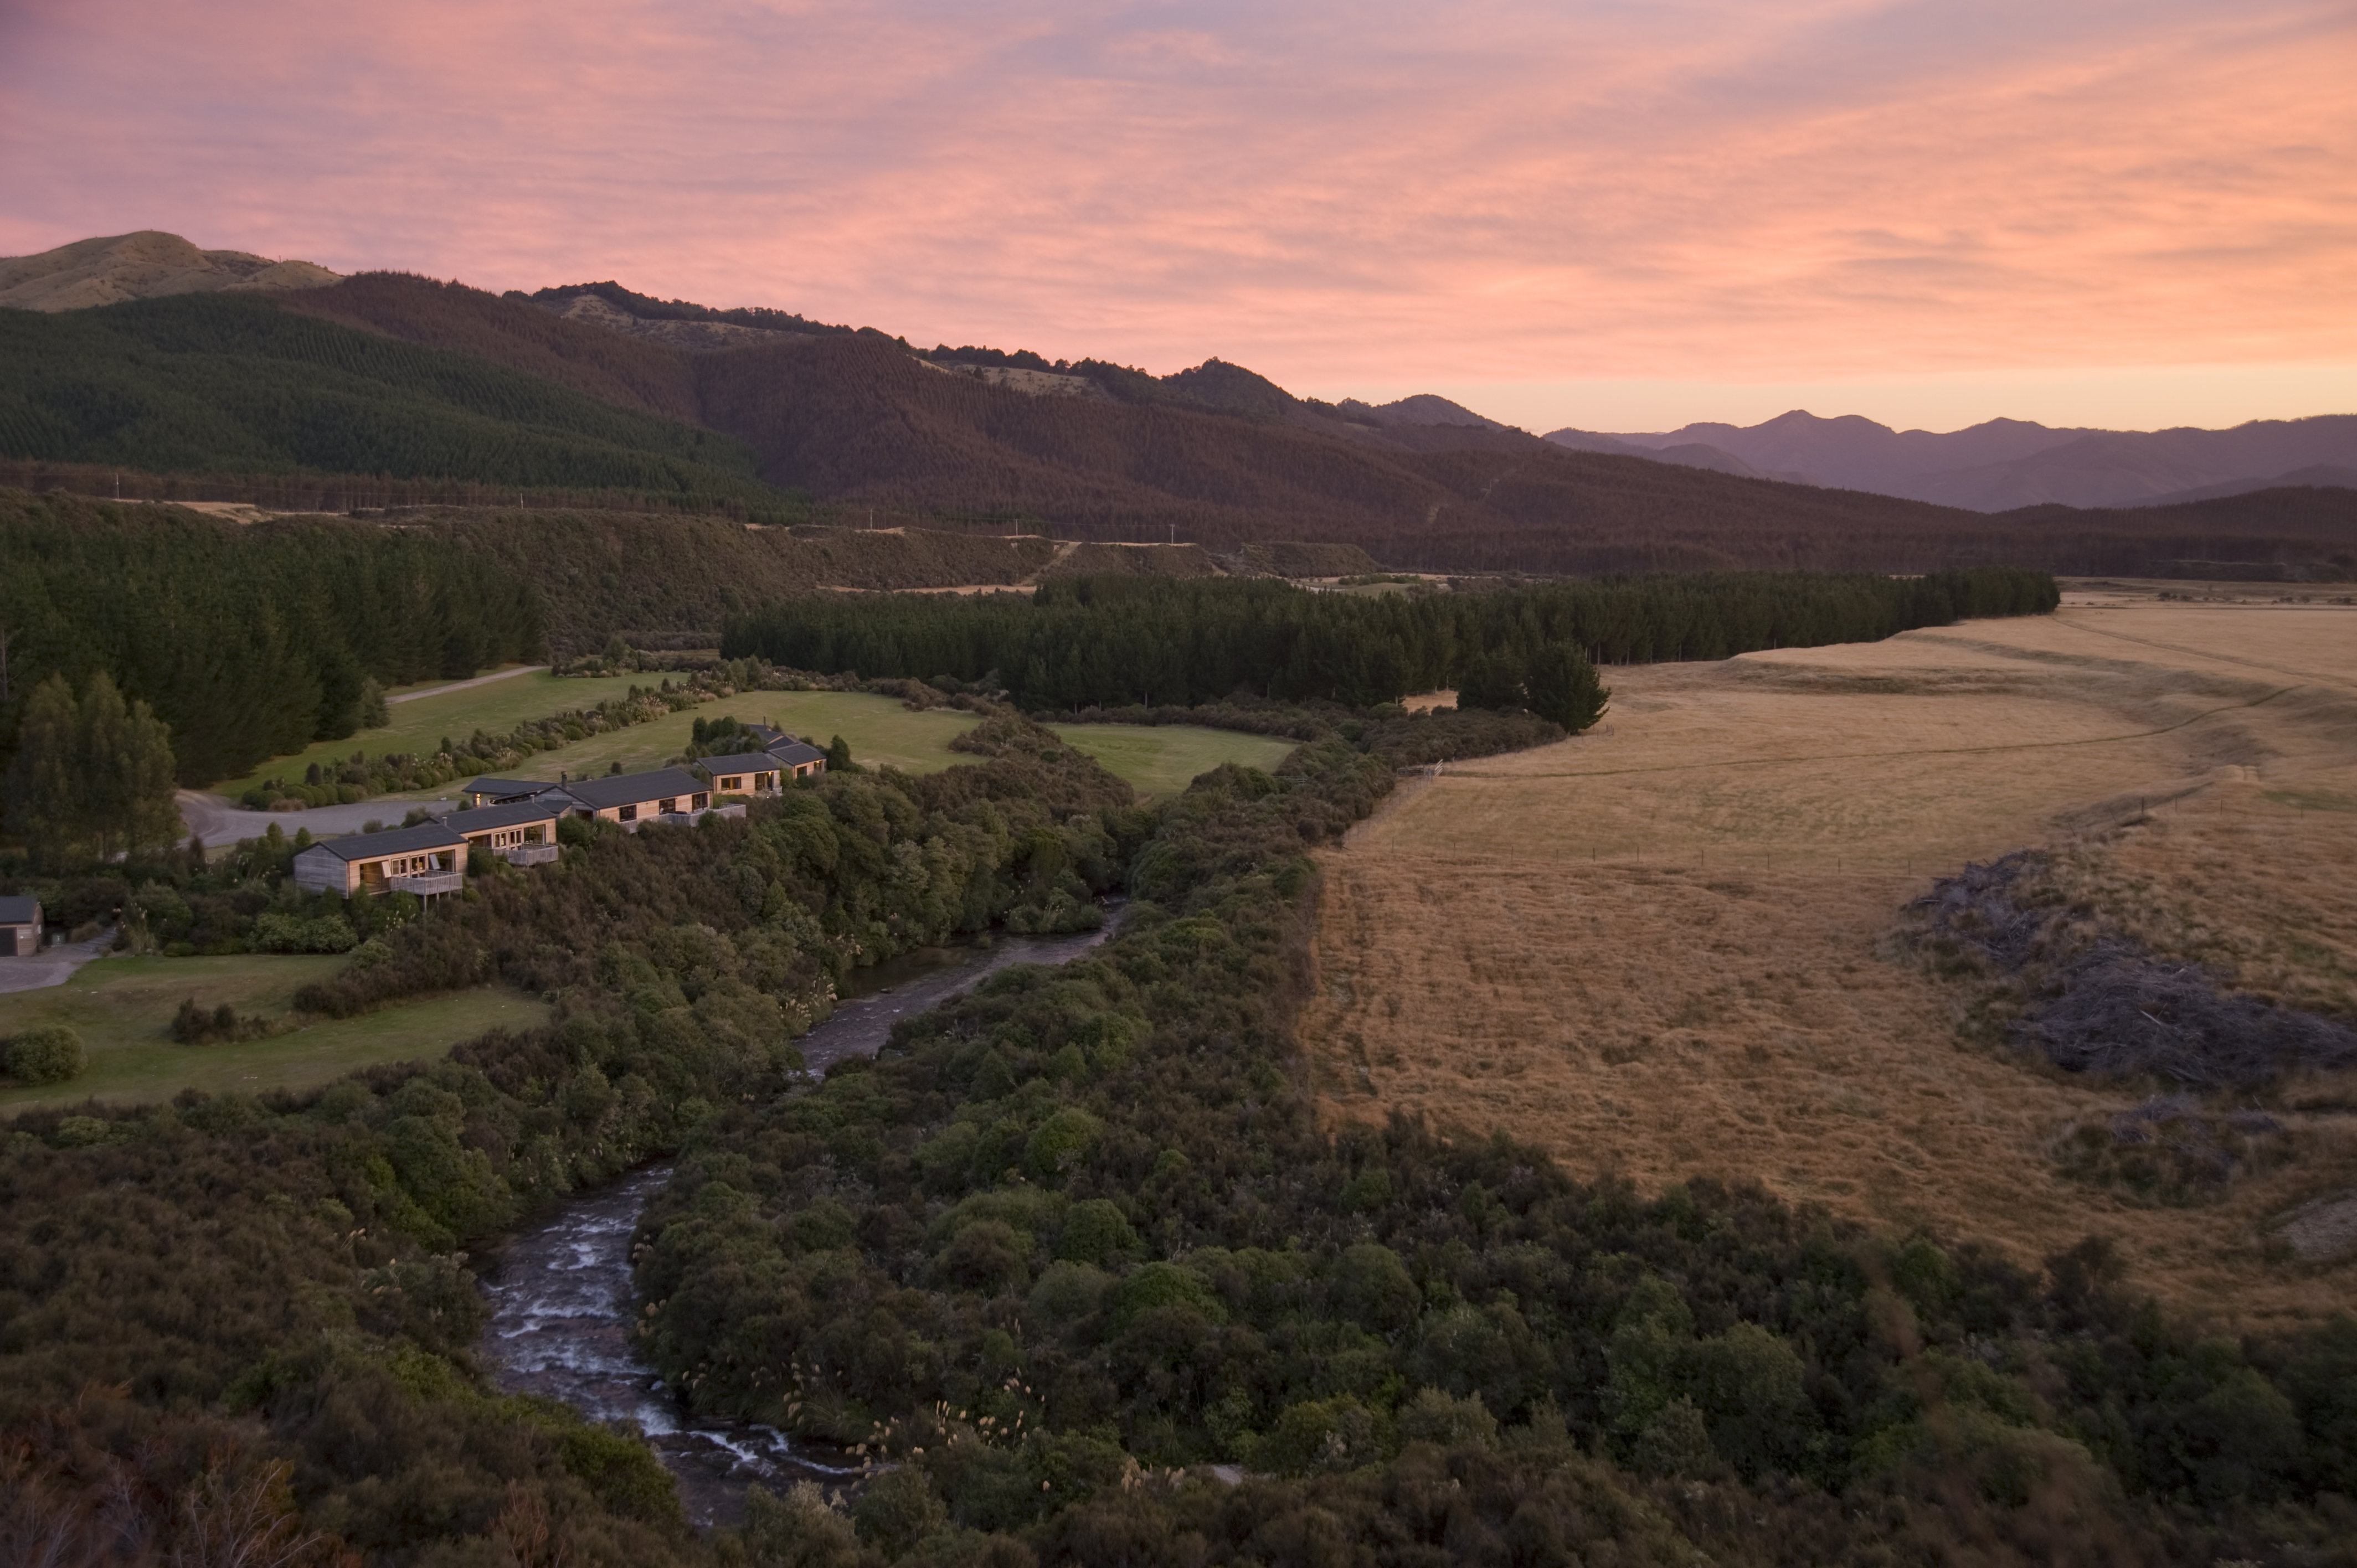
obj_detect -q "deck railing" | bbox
[501,843,560,866]
[388,871,464,897]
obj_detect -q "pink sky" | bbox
[3,0,2351,431]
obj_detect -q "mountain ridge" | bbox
[0,230,339,312]
[1557,407,2357,512]
[4,237,2353,580]
[9,232,2345,514]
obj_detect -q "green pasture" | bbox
[215,667,652,797]
[488,698,1295,798]
[1047,724,1298,798]
[0,954,548,1112]
[699,692,985,774]
[377,691,986,797]
[218,675,1300,810]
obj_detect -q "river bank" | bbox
[475,916,1120,1526]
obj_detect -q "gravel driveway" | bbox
[0,929,116,994]
[177,790,459,846]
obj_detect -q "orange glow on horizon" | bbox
[2,0,2350,428]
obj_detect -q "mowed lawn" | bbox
[215,667,654,797]
[1049,724,1298,798]
[0,954,548,1112]
[336,690,1291,803]
[216,670,1301,808]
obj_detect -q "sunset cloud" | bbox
[2,0,2349,427]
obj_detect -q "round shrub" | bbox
[1027,1261,1113,1330]
[1398,1386,1499,1451]
[1109,1261,1227,1330]
[1023,1107,1102,1184]
[935,1219,1030,1293]
[1330,1242,1421,1334]
[6,1024,86,1085]
[1057,1198,1141,1266]
[851,1466,947,1556]
[1259,1396,1382,1476]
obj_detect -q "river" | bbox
[475,918,1118,1527]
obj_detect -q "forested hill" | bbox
[6,271,2354,577]
[0,289,771,502]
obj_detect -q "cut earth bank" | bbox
[1305,582,2357,1331]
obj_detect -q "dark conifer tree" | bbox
[1457,648,1527,712]
[1524,642,1609,731]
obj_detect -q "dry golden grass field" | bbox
[1304,581,2357,1329]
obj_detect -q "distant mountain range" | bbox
[1548,410,2357,512]
[6,230,2346,514]
[3,230,2353,577]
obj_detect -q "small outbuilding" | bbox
[291,822,469,899]
[0,895,42,956]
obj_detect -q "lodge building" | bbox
[445,798,563,865]
[291,822,469,899]
[300,736,828,899]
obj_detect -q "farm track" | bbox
[387,663,549,703]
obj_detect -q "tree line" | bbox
[0,489,542,795]
[1,672,179,865]
[722,568,2058,715]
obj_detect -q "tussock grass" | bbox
[1305,593,2357,1325]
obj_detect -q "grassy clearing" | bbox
[301,689,1298,805]
[1304,593,2357,1326]
[1048,723,1297,798]
[214,669,660,797]
[0,954,548,1112]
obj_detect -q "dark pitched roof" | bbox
[741,724,790,749]
[0,895,40,924]
[303,822,467,862]
[699,752,784,776]
[769,740,827,766]
[444,799,564,834]
[461,776,562,802]
[558,766,707,811]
